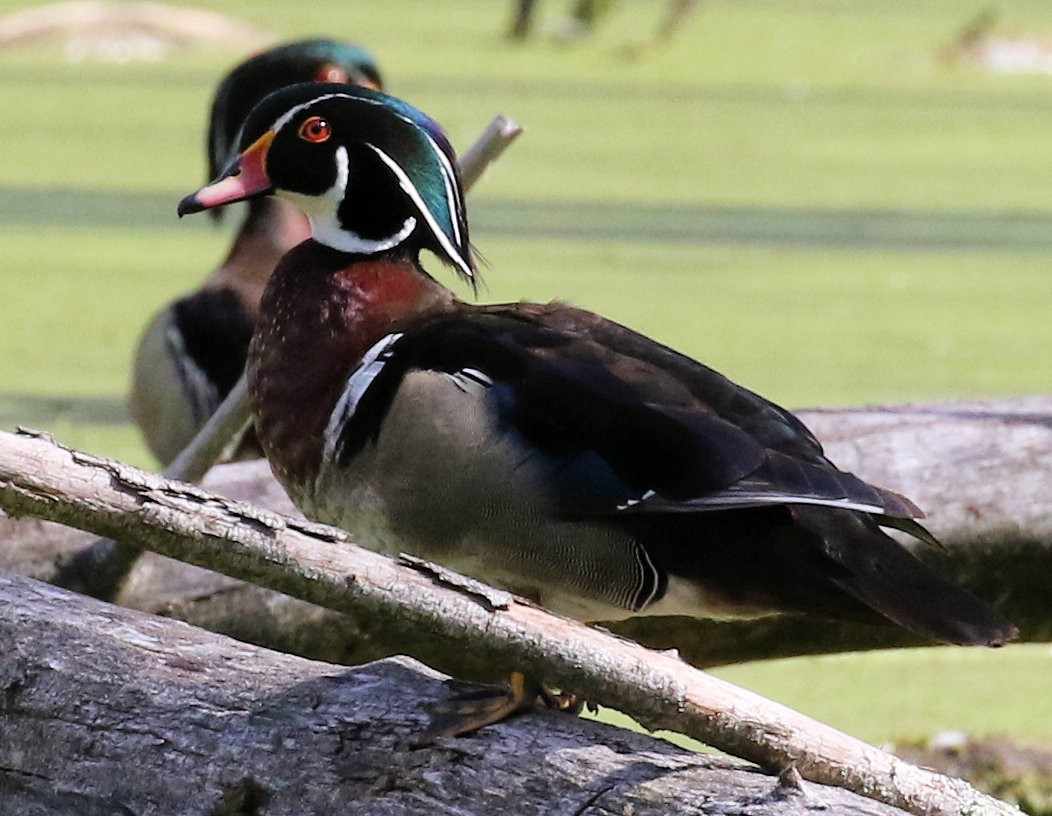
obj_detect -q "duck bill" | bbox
[177,131,275,216]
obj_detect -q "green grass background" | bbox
[0,0,1048,745]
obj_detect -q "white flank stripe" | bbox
[321,332,404,465]
[458,367,493,386]
[617,489,886,515]
[715,494,887,514]
[164,322,219,422]
[633,544,662,611]
[616,489,656,511]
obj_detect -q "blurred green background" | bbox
[0,0,1048,746]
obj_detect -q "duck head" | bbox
[180,83,476,286]
[207,39,384,202]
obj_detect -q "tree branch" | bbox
[0,427,1021,816]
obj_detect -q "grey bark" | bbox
[0,427,1023,815]
[0,571,911,816]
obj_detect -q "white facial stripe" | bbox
[272,144,348,220]
[270,92,340,134]
[271,90,426,138]
[279,145,416,253]
[266,91,471,271]
[366,142,474,280]
[332,143,349,200]
[422,130,464,246]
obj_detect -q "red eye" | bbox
[314,64,349,83]
[298,116,331,143]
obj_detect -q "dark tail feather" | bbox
[876,515,942,549]
[793,505,1017,647]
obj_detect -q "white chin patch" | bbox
[311,214,417,254]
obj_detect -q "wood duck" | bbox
[179,84,1016,652]
[130,39,383,465]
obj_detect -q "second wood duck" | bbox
[179,83,1015,647]
[130,39,383,465]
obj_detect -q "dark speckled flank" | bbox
[171,288,254,404]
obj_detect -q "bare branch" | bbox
[14,398,1048,668]
[457,114,524,189]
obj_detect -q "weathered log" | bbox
[3,397,1048,669]
[0,427,1023,815]
[0,571,913,816]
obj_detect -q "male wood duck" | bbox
[179,84,1015,654]
[130,39,383,465]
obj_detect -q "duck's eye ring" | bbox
[299,116,331,143]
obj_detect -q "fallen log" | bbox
[0,571,912,816]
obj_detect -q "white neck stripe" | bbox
[311,214,417,254]
[321,332,404,468]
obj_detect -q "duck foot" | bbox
[422,671,582,741]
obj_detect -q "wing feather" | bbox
[330,305,923,528]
